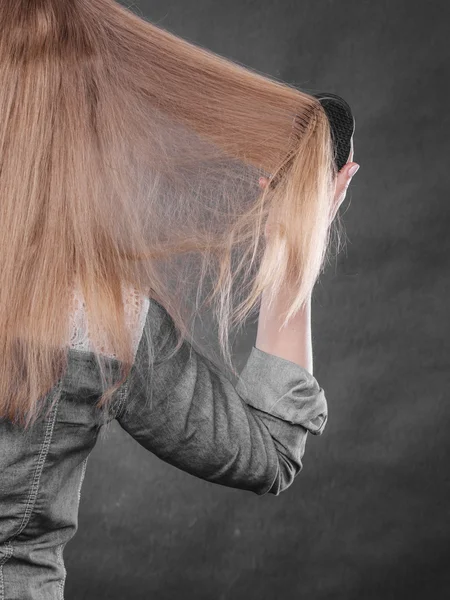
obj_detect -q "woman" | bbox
[0,0,360,597]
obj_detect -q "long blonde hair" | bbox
[0,0,340,428]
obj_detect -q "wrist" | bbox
[255,288,313,373]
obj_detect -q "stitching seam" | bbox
[57,544,66,600]
[115,381,129,419]
[0,544,13,600]
[0,382,62,597]
[9,383,62,541]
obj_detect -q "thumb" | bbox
[329,162,360,224]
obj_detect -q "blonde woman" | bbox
[0,1,359,597]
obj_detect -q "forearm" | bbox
[255,288,313,375]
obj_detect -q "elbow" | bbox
[258,454,303,497]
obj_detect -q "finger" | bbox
[337,161,359,195]
[347,136,354,164]
[259,176,269,189]
[330,161,359,221]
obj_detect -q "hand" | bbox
[328,138,359,225]
[259,138,359,235]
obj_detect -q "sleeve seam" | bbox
[115,381,129,419]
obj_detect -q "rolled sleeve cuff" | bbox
[235,345,328,436]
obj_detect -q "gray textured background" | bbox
[65,1,450,598]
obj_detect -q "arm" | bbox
[115,298,327,496]
[256,289,313,374]
[255,155,360,374]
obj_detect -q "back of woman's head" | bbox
[0,0,337,427]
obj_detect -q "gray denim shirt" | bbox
[0,298,327,599]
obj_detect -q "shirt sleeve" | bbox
[115,298,328,496]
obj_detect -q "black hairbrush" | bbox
[312,91,355,172]
[268,91,355,189]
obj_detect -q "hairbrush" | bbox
[268,92,355,190]
[312,91,355,172]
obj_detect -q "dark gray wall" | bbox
[65,1,450,598]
